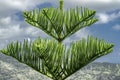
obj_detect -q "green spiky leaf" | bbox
[24,7,98,42]
[1,36,114,80]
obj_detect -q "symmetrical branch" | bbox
[24,7,98,42]
[1,36,114,80]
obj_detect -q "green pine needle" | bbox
[1,36,114,80]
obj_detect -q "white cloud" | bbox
[97,11,120,24]
[0,23,48,40]
[112,24,120,31]
[0,24,22,39]
[97,13,109,24]
[0,0,48,17]
[63,0,120,12]
[1,0,119,15]
[0,17,11,25]
[0,0,41,11]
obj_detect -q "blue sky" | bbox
[0,0,120,63]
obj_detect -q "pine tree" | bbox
[1,0,114,80]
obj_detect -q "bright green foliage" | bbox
[1,36,114,80]
[1,0,114,80]
[24,7,98,42]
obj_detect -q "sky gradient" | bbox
[0,0,120,63]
